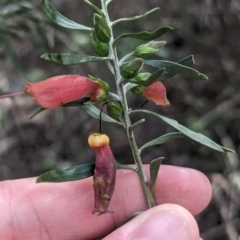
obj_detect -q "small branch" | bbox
[129,119,145,131]
[106,60,115,75]
[105,0,113,6]
[112,8,160,26]
[99,102,108,134]
[108,92,120,102]
[83,0,102,14]
[116,163,138,173]
[119,52,134,65]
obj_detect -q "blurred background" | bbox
[0,0,240,239]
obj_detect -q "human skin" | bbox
[0,165,211,240]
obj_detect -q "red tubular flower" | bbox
[25,75,107,109]
[88,133,116,215]
[143,81,170,106]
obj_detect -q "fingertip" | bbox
[153,166,212,215]
[104,204,200,240]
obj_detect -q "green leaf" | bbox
[150,157,164,193]
[221,146,235,153]
[28,98,92,119]
[112,8,159,26]
[140,132,186,152]
[36,163,95,183]
[41,0,91,31]
[80,105,123,126]
[36,162,137,183]
[41,53,109,65]
[145,60,208,80]
[114,26,173,45]
[178,55,195,67]
[133,109,224,152]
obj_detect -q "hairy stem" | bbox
[101,0,155,208]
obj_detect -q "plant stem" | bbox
[101,0,155,208]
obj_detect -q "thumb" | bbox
[104,204,202,240]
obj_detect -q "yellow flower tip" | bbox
[88,133,110,148]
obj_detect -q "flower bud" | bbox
[143,81,170,106]
[91,30,109,57]
[25,75,109,109]
[88,133,116,215]
[130,85,144,96]
[107,101,123,119]
[133,72,151,82]
[93,14,111,43]
[134,41,167,58]
[120,58,143,79]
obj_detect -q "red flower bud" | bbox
[143,81,170,106]
[25,75,106,109]
[88,133,116,215]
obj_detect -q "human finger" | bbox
[104,204,201,240]
[0,165,211,239]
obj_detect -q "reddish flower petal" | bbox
[25,75,101,109]
[143,81,170,106]
[88,133,116,215]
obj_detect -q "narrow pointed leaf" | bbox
[36,163,95,183]
[178,55,195,67]
[145,60,208,80]
[28,107,46,119]
[133,109,224,152]
[114,26,173,44]
[41,53,109,65]
[140,132,185,152]
[159,55,195,80]
[112,8,159,26]
[28,99,91,119]
[221,146,235,153]
[36,162,138,183]
[80,105,122,126]
[41,0,91,31]
[150,157,164,193]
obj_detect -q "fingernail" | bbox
[128,210,189,240]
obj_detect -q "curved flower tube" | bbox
[88,133,116,215]
[25,75,107,109]
[143,81,170,106]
